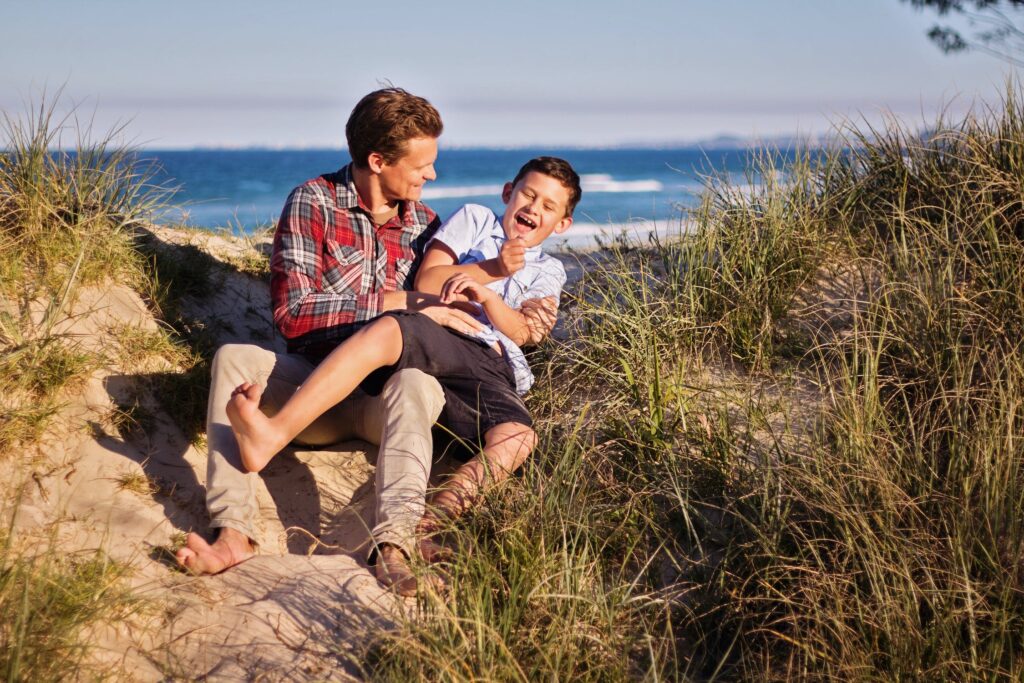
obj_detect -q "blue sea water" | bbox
[146,147,776,249]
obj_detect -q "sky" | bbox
[0,0,1015,148]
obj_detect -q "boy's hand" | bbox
[440,273,495,305]
[498,237,527,276]
[519,296,558,345]
[405,292,485,336]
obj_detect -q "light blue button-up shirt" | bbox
[427,204,566,394]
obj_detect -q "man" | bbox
[176,88,556,595]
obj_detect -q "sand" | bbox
[3,228,415,680]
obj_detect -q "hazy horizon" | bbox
[2,0,1014,149]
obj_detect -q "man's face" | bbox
[500,171,573,248]
[376,136,438,203]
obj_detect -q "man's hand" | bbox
[440,273,496,305]
[406,292,485,336]
[498,237,527,277]
[519,296,558,346]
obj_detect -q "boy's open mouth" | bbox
[515,214,537,230]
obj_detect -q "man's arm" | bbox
[271,184,485,342]
[381,289,485,336]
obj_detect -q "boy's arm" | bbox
[415,238,529,293]
[439,274,535,347]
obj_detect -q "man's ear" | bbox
[367,151,386,174]
[554,216,573,234]
[501,182,514,204]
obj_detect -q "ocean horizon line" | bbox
[130,134,834,154]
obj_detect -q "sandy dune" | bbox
[4,228,411,680]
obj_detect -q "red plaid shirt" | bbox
[270,164,439,357]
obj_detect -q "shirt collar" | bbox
[335,163,412,226]
[334,164,360,210]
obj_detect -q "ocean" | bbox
[147,147,782,250]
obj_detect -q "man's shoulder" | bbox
[287,170,345,207]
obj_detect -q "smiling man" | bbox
[174,89,514,592]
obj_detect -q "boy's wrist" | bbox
[480,258,509,279]
[477,286,500,304]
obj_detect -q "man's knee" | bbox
[382,369,445,420]
[212,343,267,381]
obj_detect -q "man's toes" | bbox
[419,536,454,564]
[175,547,197,568]
[418,570,447,596]
[377,560,417,597]
[376,547,420,597]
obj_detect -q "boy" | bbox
[226,156,580,565]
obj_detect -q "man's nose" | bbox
[424,165,437,181]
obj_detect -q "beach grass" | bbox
[361,85,1024,680]
[0,494,140,681]
[0,98,211,677]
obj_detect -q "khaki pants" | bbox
[205,343,445,558]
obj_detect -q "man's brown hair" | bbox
[512,156,583,217]
[346,88,443,168]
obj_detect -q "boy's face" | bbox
[500,171,574,248]
[372,136,438,203]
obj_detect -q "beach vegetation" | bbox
[0,497,140,681]
[901,0,1024,66]
[361,84,1024,680]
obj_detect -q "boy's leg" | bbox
[421,422,537,531]
[227,316,405,472]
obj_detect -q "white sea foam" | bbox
[421,184,504,200]
[579,174,664,193]
[545,218,694,251]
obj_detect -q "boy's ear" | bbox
[367,151,386,174]
[501,182,514,204]
[554,216,573,234]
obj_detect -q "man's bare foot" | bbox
[225,382,287,472]
[374,545,446,597]
[376,544,418,597]
[419,536,454,563]
[175,527,254,575]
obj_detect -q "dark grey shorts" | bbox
[362,311,532,454]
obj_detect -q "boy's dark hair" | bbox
[512,156,582,216]
[346,88,443,168]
